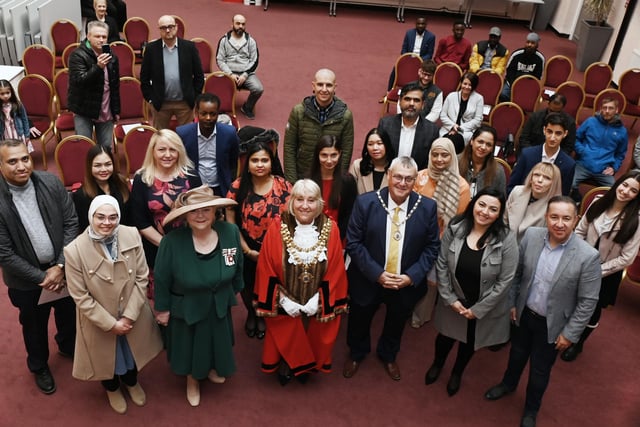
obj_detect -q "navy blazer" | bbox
[507,145,576,196]
[176,122,239,197]
[401,29,436,60]
[376,114,439,170]
[346,189,440,307]
[140,38,204,111]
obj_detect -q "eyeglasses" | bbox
[391,174,416,184]
[159,24,176,31]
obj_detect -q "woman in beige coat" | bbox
[65,195,162,414]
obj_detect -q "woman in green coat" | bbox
[154,186,243,407]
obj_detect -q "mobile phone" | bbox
[101,44,111,55]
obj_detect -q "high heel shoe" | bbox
[186,376,200,407]
[255,318,266,340]
[277,363,293,386]
[244,316,256,338]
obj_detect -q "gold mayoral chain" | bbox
[281,220,331,286]
[376,190,422,241]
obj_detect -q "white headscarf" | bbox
[87,195,121,260]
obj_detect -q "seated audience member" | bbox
[396,60,443,123]
[507,113,575,196]
[505,162,562,242]
[425,188,518,396]
[439,72,484,153]
[176,93,239,197]
[307,135,358,242]
[73,145,131,232]
[350,128,395,194]
[518,93,576,155]
[387,17,436,91]
[433,21,472,72]
[469,27,509,75]
[499,33,545,102]
[458,125,506,198]
[571,97,628,202]
[377,82,439,170]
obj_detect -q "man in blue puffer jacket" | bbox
[571,97,628,201]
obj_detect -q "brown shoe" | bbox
[383,361,401,381]
[106,389,127,414]
[342,357,360,378]
[126,383,146,406]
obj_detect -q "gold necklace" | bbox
[376,190,422,240]
[281,220,331,286]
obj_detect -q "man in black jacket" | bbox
[68,21,120,148]
[0,139,78,395]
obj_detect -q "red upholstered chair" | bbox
[489,102,525,166]
[204,72,239,128]
[123,125,157,177]
[22,44,55,83]
[17,74,55,168]
[579,186,609,217]
[192,37,214,75]
[173,15,186,39]
[494,157,512,183]
[110,41,136,78]
[123,17,150,63]
[54,135,95,190]
[380,53,422,116]
[555,81,585,120]
[510,75,542,115]
[434,62,462,99]
[541,55,573,100]
[618,68,640,130]
[622,251,640,287]
[583,62,612,109]
[50,19,80,69]
[113,77,149,151]
[61,43,79,69]
[593,88,626,116]
[53,69,75,142]
[476,69,503,121]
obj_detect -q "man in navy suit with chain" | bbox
[343,156,440,381]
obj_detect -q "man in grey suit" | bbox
[484,196,601,427]
[377,82,439,170]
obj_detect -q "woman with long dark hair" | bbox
[307,135,357,241]
[226,141,292,340]
[439,72,484,153]
[349,128,395,194]
[458,125,506,197]
[561,173,640,362]
[425,188,518,396]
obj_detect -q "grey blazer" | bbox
[511,227,601,344]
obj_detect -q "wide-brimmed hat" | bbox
[162,185,237,226]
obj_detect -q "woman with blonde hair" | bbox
[411,138,471,328]
[505,162,562,242]
[130,129,202,293]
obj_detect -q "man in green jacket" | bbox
[283,68,354,183]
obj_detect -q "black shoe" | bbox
[424,363,442,385]
[277,363,293,386]
[240,104,255,120]
[446,373,461,396]
[34,368,56,394]
[484,383,512,401]
[244,316,256,338]
[560,343,583,362]
[521,413,537,427]
[255,318,266,340]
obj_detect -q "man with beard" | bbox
[283,68,354,183]
[377,82,439,170]
[387,17,436,91]
[176,93,239,197]
[216,14,263,120]
[500,33,545,102]
[469,27,509,75]
[433,21,472,72]
[570,98,628,201]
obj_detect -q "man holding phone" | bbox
[68,20,120,148]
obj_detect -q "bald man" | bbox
[140,15,204,129]
[283,68,354,183]
[216,14,263,120]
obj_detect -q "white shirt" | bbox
[398,117,419,158]
[413,33,423,55]
[541,143,560,164]
[384,195,410,273]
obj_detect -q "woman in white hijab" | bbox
[65,195,162,414]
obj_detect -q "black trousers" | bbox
[502,308,558,415]
[102,367,138,391]
[347,288,417,363]
[433,318,476,375]
[8,288,76,372]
